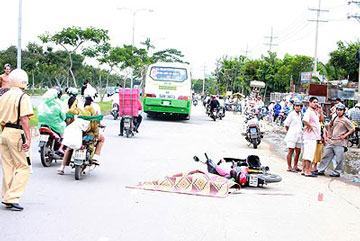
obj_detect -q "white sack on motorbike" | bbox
[62,119,90,149]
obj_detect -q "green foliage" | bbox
[39,26,110,86]
[214,52,314,95]
[329,40,360,82]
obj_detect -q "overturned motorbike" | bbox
[243,114,263,149]
[193,153,282,187]
[38,125,64,167]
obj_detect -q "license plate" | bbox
[74,150,86,160]
[249,175,259,187]
[162,101,170,106]
[39,135,49,142]
[124,122,131,128]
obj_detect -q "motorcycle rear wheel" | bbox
[40,144,53,167]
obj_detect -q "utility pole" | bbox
[348,1,360,23]
[264,27,278,52]
[308,0,329,74]
[17,0,23,69]
[202,65,206,96]
[241,44,251,57]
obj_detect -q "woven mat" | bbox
[127,170,239,198]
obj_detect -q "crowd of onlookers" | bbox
[280,97,359,177]
[236,92,360,178]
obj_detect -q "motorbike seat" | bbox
[39,125,61,139]
[247,155,262,168]
[82,135,95,144]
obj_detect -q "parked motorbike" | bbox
[348,126,360,148]
[244,114,263,149]
[111,103,119,120]
[275,110,287,126]
[38,125,64,167]
[193,153,282,187]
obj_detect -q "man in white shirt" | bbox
[284,101,303,172]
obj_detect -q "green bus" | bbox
[143,62,192,119]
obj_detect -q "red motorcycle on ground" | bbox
[193,153,282,187]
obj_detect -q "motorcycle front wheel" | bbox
[252,139,258,149]
[258,174,282,183]
[75,165,82,180]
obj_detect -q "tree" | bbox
[39,26,110,86]
[329,40,360,82]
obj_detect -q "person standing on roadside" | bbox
[0,69,34,211]
[311,103,325,174]
[283,101,303,172]
[0,64,12,96]
[302,97,321,177]
[317,103,354,177]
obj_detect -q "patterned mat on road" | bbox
[127,170,239,198]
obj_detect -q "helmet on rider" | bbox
[293,101,302,106]
[67,87,78,96]
[335,103,346,110]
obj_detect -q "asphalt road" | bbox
[1,106,359,241]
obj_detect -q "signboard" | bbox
[308,84,327,97]
[339,88,356,100]
[301,72,312,84]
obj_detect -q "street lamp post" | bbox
[118,8,153,88]
[17,0,23,69]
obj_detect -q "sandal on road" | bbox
[287,169,295,172]
[57,169,64,175]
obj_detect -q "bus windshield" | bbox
[150,66,187,82]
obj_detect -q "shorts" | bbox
[312,143,324,164]
[286,141,302,149]
[303,140,317,161]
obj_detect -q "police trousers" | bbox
[0,127,30,203]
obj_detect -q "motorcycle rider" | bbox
[209,95,220,114]
[273,101,282,121]
[119,98,143,136]
[37,87,67,155]
[57,88,105,174]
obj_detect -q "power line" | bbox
[264,27,278,52]
[348,1,360,23]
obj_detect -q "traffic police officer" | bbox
[0,69,33,211]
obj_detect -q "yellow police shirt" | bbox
[0,87,33,126]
